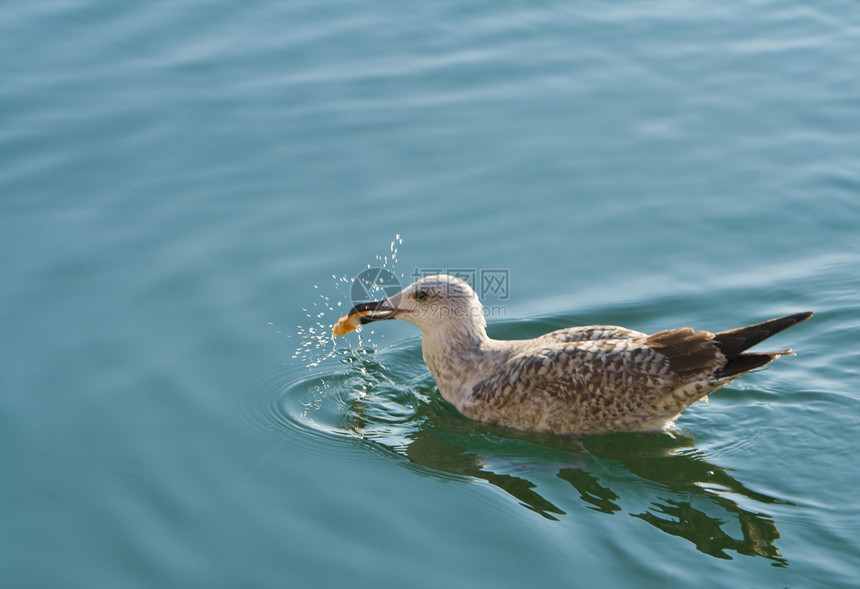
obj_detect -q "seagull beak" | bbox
[348,299,399,324]
[332,296,403,337]
[331,295,403,337]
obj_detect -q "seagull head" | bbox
[339,274,488,341]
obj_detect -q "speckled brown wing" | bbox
[469,329,728,433]
[473,340,673,406]
[539,325,646,344]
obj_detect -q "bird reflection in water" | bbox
[344,375,790,568]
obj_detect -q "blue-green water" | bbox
[2,1,859,587]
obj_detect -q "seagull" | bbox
[332,274,812,435]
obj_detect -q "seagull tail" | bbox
[713,311,813,379]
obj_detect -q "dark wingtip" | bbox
[715,352,786,379]
[714,311,813,363]
[786,311,814,323]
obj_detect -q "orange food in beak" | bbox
[332,310,370,337]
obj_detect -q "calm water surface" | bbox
[2,1,860,587]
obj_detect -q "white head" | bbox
[351,274,488,342]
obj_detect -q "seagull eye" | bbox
[415,290,429,301]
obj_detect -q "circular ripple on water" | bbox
[241,337,589,486]
[241,341,441,460]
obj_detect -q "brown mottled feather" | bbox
[464,314,812,434]
[540,325,644,343]
[645,328,723,380]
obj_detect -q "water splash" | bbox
[288,234,405,368]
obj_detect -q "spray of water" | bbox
[287,234,405,369]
